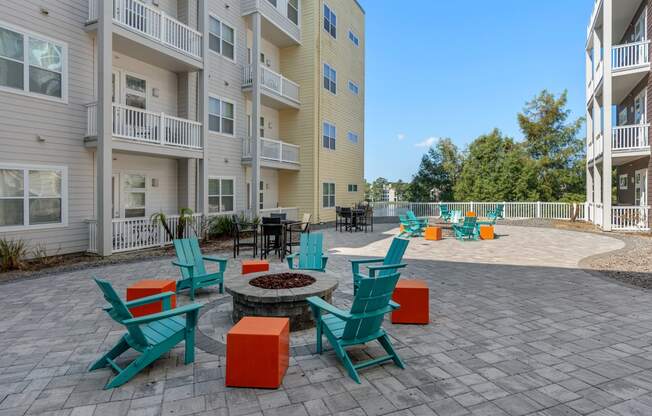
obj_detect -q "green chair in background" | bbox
[172,238,227,300]
[286,232,329,272]
[350,237,409,294]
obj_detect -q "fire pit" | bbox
[225,269,339,331]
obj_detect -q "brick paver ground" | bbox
[4,224,652,416]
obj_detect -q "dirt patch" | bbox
[249,273,316,289]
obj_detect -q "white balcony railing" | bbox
[612,124,650,151]
[242,65,300,103]
[612,40,650,71]
[88,0,203,60]
[243,137,300,164]
[86,103,202,150]
[612,206,650,231]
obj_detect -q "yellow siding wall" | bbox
[278,0,365,223]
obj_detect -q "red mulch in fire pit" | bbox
[249,273,316,289]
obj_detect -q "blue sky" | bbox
[360,0,592,182]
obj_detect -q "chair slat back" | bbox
[463,216,477,229]
[440,205,450,215]
[298,232,323,269]
[93,278,149,347]
[406,211,419,222]
[342,272,400,341]
[380,237,409,276]
[495,205,504,218]
[174,238,207,278]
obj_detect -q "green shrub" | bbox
[0,239,28,272]
[208,215,235,238]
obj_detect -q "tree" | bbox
[370,177,389,202]
[518,90,585,201]
[393,180,409,201]
[407,138,461,202]
[453,129,538,201]
[363,179,372,201]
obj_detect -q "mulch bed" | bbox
[249,273,316,289]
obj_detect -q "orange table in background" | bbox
[479,225,495,240]
[242,259,269,274]
[424,226,442,241]
[226,317,289,388]
[466,211,477,217]
[126,279,176,317]
[391,280,429,324]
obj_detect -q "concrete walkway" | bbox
[2,224,652,416]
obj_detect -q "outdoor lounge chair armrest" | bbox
[349,258,384,275]
[203,255,228,264]
[367,263,407,277]
[286,253,298,269]
[123,303,203,326]
[172,260,194,270]
[389,300,400,310]
[306,296,351,320]
[322,255,329,266]
[124,292,176,308]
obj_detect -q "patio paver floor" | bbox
[3,224,652,416]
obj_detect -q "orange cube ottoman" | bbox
[242,259,269,274]
[226,317,289,388]
[424,226,442,241]
[466,211,477,217]
[391,280,429,324]
[126,279,176,318]
[399,224,405,233]
[479,225,495,240]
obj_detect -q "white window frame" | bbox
[208,15,236,63]
[287,0,300,26]
[0,20,68,103]
[123,71,148,109]
[347,80,359,95]
[323,3,337,39]
[0,163,68,231]
[348,184,358,192]
[347,131,359,144]
[323,63,337,94]
[348,29,359,47]
[322,182,336,208]
[208,176,236,214]
[323,121,336,150]
[619,174,628,190]
[208,95,236,137]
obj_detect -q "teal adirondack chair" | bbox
[90,278,202,389]
[350,237,409,294]
[439,204,452,222]
[286,232,329,271]
[478,204,504,226]
[172,238,227,300]
[452,216,478,240]
[406,210,428,229]
[307,269,407,383]
[398,214,422,238]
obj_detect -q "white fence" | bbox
[612,40,650,71]
[242,65,300,103]
[612,124,650,151]
[242,137,300,164]
[86,103,202,150]
[88,0,203,59]
[611,206,650,231]
[370,202,587,221]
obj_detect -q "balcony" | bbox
[242,0,301,46]
[611,206,650,231]
[85,103,203,158]
[586,0,603,39]
[88,0,203,71]
[612,41,650,73]
[242,137,300,170]
[611,124,650,161]
[242,65,300,109]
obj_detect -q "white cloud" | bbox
[397,133,406,141]
[415,137,437,148]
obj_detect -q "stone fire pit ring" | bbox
[225,268,339,331]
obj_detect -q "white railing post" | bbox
[160,113,166,145]
[160,11,166,48]
[536,201,541,218]
[470,201,475,213]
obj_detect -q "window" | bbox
[287,0,299,25]
[322,183,335,208]
[323,122,336,150]
[124,174,146,218]
[348,30,359,46]
[208,17,235,61]
[267,0,277,6]
[323,4,336,38]
[0,23,66,101]
[347,80,359,95]
[208,96,235,135]
[323,63,336,94]
[125,74,146,109]
[619,174,628,190]
[347,131,359,144]
[348,184,358,192]
[0,165,66,229]
[209,177,235,213]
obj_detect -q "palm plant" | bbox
[150,208,197,241]
[150,211,175,241]
[177,208,195,239]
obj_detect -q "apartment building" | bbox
[0,0,365,256]
[586,0,651,231]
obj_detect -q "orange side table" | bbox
[242,259,269,274]
[126,279,176,318]
[424,226,442,241]
[399,224,405,233]
[226,317,289,388]
[466,211,477,217]
[391,280,429,324]
[479,225,494,240]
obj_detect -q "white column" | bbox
[197,0,209,216]
[250,13,262,217]
[602,0,613,231]
[96,0,113,256]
